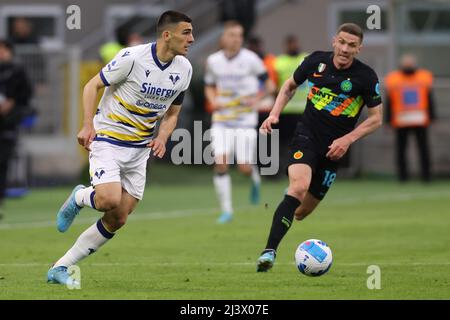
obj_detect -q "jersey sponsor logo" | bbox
[308,83,364,117]
[145,70,151,78]
[340,79,353,92]
[169,73,181,85]
[310,85,342,102]
[293,150,304,160]
[121,51,130,57]
[140,82,178,100]
[136,99,167,110]
[318,63,326,73]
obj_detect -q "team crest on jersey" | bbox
[169,73,180,85]
[95,169,105,179]
[318,63,326,73]
[340,79,352,92]
[293,150,304,160]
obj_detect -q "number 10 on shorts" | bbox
[322,170,336,187]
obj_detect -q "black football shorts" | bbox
[287,123,339,200]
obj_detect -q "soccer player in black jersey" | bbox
[256,23,383,272]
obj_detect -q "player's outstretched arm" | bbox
[326,104,383,161]
[260,77,297,134]
[78,74,105,151]
[148,104,182,158]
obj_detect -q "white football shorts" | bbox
[210,124,257,164]
[89,140,150,200]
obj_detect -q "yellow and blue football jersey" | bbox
[95,42,192,147]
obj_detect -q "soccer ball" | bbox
[295,239,333,277]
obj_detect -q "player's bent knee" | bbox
[95,193,121,211]
[237,164,252,175]
[288,183,308,201]
[295,207,313,221]
[214,163,229,174]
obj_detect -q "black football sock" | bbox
[264,194,300,252]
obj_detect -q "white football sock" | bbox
[213,173,233,214]
[251,165,261,185]
[53,219,114,267]
[75,186,96,209]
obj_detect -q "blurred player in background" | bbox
[384,53,435,183]
[256,23,383,272]
[47,10,194,285]
[204,21,275,224]
[0,40,33,220]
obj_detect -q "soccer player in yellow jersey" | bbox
[47,11,194,285]
[204,21,275,223]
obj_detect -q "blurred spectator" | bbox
[8,17,38,46]
[0,40,33,219]
[275,35,309,118]
[274,35,309,173]
[99,26,129,64]
[247,35,278,88]
[99,27,144,64]
[8,17,46,84]
[247,35,278,172]
[127,32,144,47]
[384,54,435,183]
[247,35,277,114]
[219,0,256,39]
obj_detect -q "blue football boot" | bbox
[250,182,260,204]
[217,212,233,224]
[256,250,276,272]
[56,184,85,232]
[47,266,79,286]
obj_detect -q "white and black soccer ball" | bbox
[295,239,333,277]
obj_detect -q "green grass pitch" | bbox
[0,167,449,299]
